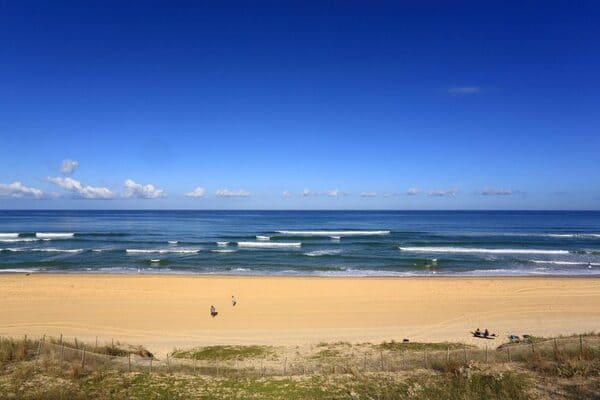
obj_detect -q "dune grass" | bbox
[2,334,600,399]
[377,340,471,352]
[171,345,274,361]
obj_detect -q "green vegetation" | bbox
[309,348,342,359]
[378,340,471,352]
[171,345,274,361]
[1,334,600,399]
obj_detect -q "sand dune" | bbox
[1,274,599,355]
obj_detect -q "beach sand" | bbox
[1,274,599,354]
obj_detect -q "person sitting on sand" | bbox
[484,328,489,338]
[210,305,218,317]
[231,295,237,306]
[475,328,481,336]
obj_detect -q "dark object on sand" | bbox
[471,331,496,339]
[508,334,520,342]
[403,338,409,343]
[210,305,218,317]
[232,295,237,306]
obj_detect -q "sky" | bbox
[0,0,599,210]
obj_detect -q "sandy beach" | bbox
[1,274,599,354]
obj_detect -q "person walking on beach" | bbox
[231,295,237,306]
[210,305,218,317]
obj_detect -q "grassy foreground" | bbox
[1,335,600,399]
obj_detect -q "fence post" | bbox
[380,351,384,371]
[95,336,98,351]
[149,358,152,374]
[531,341,535,354]
[60,342,64,362]
[507,346,511,362]
[167,354,170,372]
[193,358,197,375]
[464,345,468,363]
[260,358,263,376]
[446,346,450,363]
[553,338,558,359]
[283,357,287,375]
[580,335,584,355]
[485,345,488,363]
[36,337,43,358]
[81,345,86,369]
[128,354,131,372]
[424,351,428,368]
[363,352,367,371]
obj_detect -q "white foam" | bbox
[0,233,19,238]
[237,241,301,248]
[216,241,229,247]
[304,249,342,257]
[276,230,390,236]
[35,233,75,239]
[150,259,161,263]
[399,246,570,255]
[0,268,37,273]
[0,238,39,242]
[211,249,237,253]
[330,236,341,241]
[0,248,23,252]
[168,240,178,244]
[31,248,83,253]
[256,235,270,241]
[126,249,200,254]
[530,260,600,266]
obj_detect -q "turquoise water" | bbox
[1,210,599,276]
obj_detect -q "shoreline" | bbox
[2,274,599,355]
[1,270,600,279]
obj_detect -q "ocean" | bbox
[1,210,599,276]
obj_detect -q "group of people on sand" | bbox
[473,327,493,338]
[210,295,237,317]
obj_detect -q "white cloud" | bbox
[302,188,316,197]
[481,188,513,196]
[360,192,377,197]
[0,181,44,199]
[186,187,206,198]
[124,179,164,199]
[429,188,458,197]
[216,189,250,198]
[282,190,291,198]
[327,189,348,197]
[60,159,79,174]
[406,188,422,196]
[47,177,114,199]
[448,87,481,95]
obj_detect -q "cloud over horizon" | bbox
[216,189,250,198]
[60,159,79,175]
[360,192,377,197]
[481,188,513,196]
[0,181,44,199]
[124,179,164,199]
[47,177,114,199]
[429,188,458,197]
[185,187,205,198]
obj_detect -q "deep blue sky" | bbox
[1,1,599,209]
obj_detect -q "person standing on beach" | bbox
[210,305,218,317]
[231,295,237,306]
